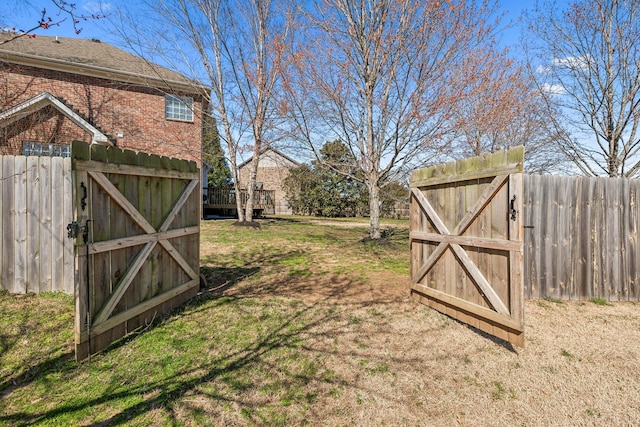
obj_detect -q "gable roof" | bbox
[238,147,300,169]
[0,33,205,94]
[0,92,110,144]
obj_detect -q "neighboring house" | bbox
[238,147,299,215]
[0,33,206,172]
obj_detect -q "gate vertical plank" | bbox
[444,182,457,317]
[187,161,201,301]
[119,149,138,323]
[472,179,486,310]
[90,145,115,354]
[490,178,508,309]
[26,156,40,293]
[74,167,90,362]
[160,156,174,296]
[508,173,524,347]
[462,178,478,327]
[136,152,152,305]
[171,164,187,293]
[14,156,27,294]
[105,147,128,341]
[149,155,163,299]
[486,178,506,343]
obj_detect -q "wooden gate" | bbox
[70,141,201,361]
[409,147,525,347]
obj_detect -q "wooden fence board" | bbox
[39,158,52,293]
[13,157,27,294]
[523,174,640,301]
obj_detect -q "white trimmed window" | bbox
[165,95,194,121]
[22,142,70,157]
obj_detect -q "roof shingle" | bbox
[0,33,204,92]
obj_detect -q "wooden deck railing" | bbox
[203,186,275,211]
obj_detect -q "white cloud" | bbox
[552,55,590,71]
[536,65,552,74]
[541,83,566,95]
[82,1,113,14]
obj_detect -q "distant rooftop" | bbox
[0,33,205,93]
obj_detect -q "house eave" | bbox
[0,92,111,145]
[0,51,208,95]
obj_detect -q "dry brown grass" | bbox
[198,218,640,426]
[2,217,639,426]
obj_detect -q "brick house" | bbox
[0,33,206,169]
[238,147,299,215]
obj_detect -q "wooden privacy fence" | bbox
[523,174,640,301]
[71,141,201,361]
[0,155,74,294]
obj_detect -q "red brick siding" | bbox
[0,63,203,166]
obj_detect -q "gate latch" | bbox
[510,195,517,221]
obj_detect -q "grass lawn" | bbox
[1,216,640,426]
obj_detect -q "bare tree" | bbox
[525,0,640,177]
[284,0,504,239]
[448,47,568,174]
[0,0,106,45]
[116,0,294,223]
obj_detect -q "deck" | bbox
[203,186,275,215]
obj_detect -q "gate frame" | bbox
[409,147,525,347]
[71,141,200,361]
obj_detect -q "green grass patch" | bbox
[590,297,611,306]
[0,216,412,425]
[543,296,565,304]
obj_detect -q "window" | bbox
[22,142,70,157]
[165,95,194,121]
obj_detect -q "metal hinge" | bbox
[67,219,90,243]
[67,221,80,239]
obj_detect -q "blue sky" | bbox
[1,0,555,48]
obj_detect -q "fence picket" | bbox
[523,174,640,301]
[0,156,73,294]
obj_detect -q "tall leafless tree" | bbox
[283,0,505,239]
[447,47,568,174]
[116,0,294,222]
[525,0,640,177]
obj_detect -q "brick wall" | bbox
[0,63,203,167]
[239,149,297,215]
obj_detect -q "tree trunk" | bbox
[244,147,261,222]
[367,181,381,239]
